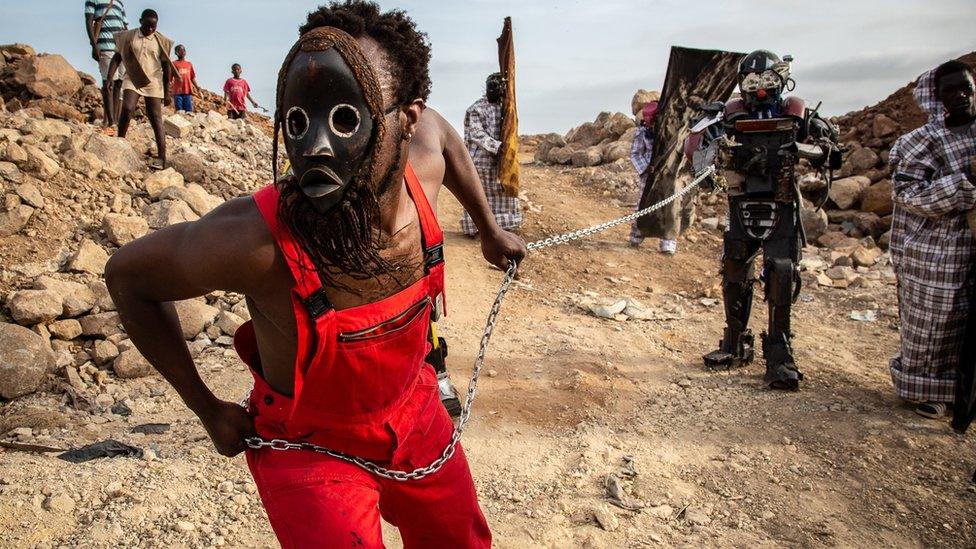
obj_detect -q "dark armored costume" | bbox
[689,50,841,390]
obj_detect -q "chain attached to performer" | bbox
[688,50,842,390]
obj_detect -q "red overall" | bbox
[236,164,491,548]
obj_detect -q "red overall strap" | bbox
[252,185,324,302]
[403,163,446,314]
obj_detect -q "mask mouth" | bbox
[299,166,344,199]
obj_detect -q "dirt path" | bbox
[1,162,974,548]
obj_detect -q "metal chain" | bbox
[245,166,716,481]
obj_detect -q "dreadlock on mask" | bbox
[272,27,401,285]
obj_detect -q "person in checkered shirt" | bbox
[460,73,523,235]
[889,60,976,419]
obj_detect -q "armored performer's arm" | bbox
[892,136,976,218]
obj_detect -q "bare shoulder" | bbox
[414,107,449,151]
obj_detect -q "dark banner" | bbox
[497,16,520,197]
[637,46,745,238]
[952,296,976,433]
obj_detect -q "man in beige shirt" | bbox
[107,8,175,169]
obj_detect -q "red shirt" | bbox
[171,60,195,95]
[223,77,250,112]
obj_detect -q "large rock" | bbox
[566,122,609,148]
[603,112,634,138]
[142,167,185,198]
[173,299,219,339]
[102,213,149,246]
[23,145,60,180]
[548,146,574,165]
[631,89,660,116]
[0,161,22,183]
[168,150,207,183]
[12,54,83,98]
[860,179,893,216]
[872,114,899,139]
[48,319,82,340]
[571,146,603,167]
[215,310,245,336]
[79,312,122,338]
[853,212,885,239]
[67,239,109,274]
[113,349,154,379]
[164,114,194,138]
[25,119,71,140]
[32,98,85,123]
[15,181,44,208]
[143,199,199,229]
[852,245,883,267]
[828,176,871,209]
[63,150,104,178]
[84,133,143,174]
[602,141,631,164]
[7,289,63,325]
[34,276,96,317]
[534,134,566,164]
[845,147,880,174]
[800,206,829,242]
[158,184,221,216]
[0,205,33,237]
[1,44,36,58]
[0,322,56,399]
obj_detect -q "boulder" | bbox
[48,319,82,340]
[25,119,71,140]
[571,146,603,168]
[158,183,222,216]
[601,141,631,164]
[84,133,143,174]
[845,147,880,174]
[872,114,899,139]
[7,289,63,325]
[566,122,609,148]
[67,239,109,274]
[828,176,871,209]
[860,179,893,216]
[0,205,33,237]
[34,276,96,317]
[88,280,115,311]
[534,134,566,164]
[79,312,123,338]
[102,213,149,246]
[32,98,85,123]
[62,150,104,178]
[174,299,219,339]
[142,167,185,198]
[548,146,574,165]
[852,245,883,268]
[164,114,194,138]
[0,322,56,399]
[113,349,154,379]
[0,161,22,183]
[12,54,83,98]
[631,89,660,116]
[92,340,119,366]
[143,199,199,229]
[818,231,859,250]
[23,145,61,180]
[215,310,245,336]
[853,212,884,239]
[1,44,36,58]
[800,206,829,242]
[168,150,207,182]
[15,181,44,208]
[603,112,634,138]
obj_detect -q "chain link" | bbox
[245,166,716,481]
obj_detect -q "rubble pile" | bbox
[0,47,273,401]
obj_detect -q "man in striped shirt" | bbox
[85,0,128,131]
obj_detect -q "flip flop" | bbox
[915,401,948,419]
[100,127,117,136]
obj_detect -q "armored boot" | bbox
[761,333,803,390]
[704,326,755,369]
[425,335,462,418]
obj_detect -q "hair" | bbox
[231,63,241,70]
[934,60,973,88]
[300,1,432,105]
[141,9,158,20]
[176,44,185,50]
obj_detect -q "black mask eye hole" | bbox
[330,104,361,137]
[285,107,309,140]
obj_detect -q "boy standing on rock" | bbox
[223,64,261,120]
[171,45,200,113]
[106,2,522,546]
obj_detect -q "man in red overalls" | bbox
[106,3,524,546]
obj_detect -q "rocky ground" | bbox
[1,45,975,548]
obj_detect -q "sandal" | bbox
[915,401,948,419]
[100,126,116,137]
[148,160,166,171]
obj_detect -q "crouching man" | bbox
[106,3,518,546]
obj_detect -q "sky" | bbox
[3,1,975,135]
